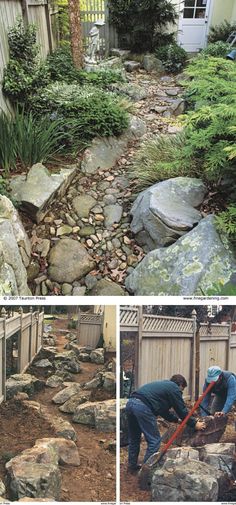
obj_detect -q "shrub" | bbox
[215,206,236,241]
[200,41,232,58]
[3,18,50,104]
[29,82,129,140]
[0,109,70,173]
[47,46,125,87]
[181,104,236,182]
[183,56,236,106]
[108,0,177,52]
[155,43,188,73]
[208,20,236,43]
[131,133,192,189]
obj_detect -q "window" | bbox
[183,0,207,18]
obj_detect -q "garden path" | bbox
[24,70,184,296]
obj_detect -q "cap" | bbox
[206,366,222,383]
[94,19,105,26]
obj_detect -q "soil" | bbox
[120,408,236,502]
[0,318,116,502]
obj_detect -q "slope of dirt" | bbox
[0,319,116,502]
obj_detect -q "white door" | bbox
[178,0,212,52]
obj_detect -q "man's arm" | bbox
[171,389,197,428]
[221,375,236,414]
[200,381,212,417]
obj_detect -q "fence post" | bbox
[191,309,197,401]
[16,307,23,373]
[40,308,44,349]
[28,306,33,363]
[135,306,143,388]
[35,309,39,354]
[226,318,231,369]
[1,308,7,400]
[21,0,29,25]
[45,0,53,52]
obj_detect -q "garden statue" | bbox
[86,19,105,64]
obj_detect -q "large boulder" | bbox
[52,383,81,405]
[126,215,236,295]
[94,399,116,432]
[73,401,96,426]
[199,443,236,477]
[48,238,95,283]
[88,279,127,296]
[10,163,77,223]
[35,438,80,467]
[6,374,44,399]
[0,195,31,266]
[90,348,105,364]
[59,391,91,414]
[103,372,116,392]
[151,458,219,502]
[161,415,228,448]
[130,177,207,251]
[0,219,31,296]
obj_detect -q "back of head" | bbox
[170,374,187,388]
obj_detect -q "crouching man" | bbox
[126,374,206,473]
[200,366,236,417]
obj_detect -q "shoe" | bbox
[128,464,142,474]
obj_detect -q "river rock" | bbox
[72,195,96,218]
[104,204,123,227]
[126,215,236,295]
[48,238,95,283]
[151,458,219,502]
[88,279,126,296]
[10,163,77,223]
[130,177,207,251]
[52,383,81,404]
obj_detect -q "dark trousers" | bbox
[125,397,161,467]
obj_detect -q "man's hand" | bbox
[214,411,225,417]
[195,420,206,431]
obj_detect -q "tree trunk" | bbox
[68,0,84,69]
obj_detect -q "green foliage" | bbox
[0,176,10,198]
[181,104,236,181]
[200,41,232,58]
[155,43,188,73]
[47,46,125,87]
[0,109,69,174]
[208,20,236,43]
[183,56,236,106]
[131,133,191,189]
[29,82,129,140]
[108,0,177,52]
[215,206,236,239]
[3,18,50,104]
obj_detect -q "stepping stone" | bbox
[72,195,96,218]
[104,204,123,227]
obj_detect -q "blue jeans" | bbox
[125,397,161,467]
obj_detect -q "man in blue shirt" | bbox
[200,366,236,417]
[125,374,206,473]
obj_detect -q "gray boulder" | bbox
[103,372,116,392]
[108,82,148,101]
[72,195,96,218]
[124,61,140,72]
[10,163,77,223]
[151,458,219,502]
[90,348,105,364]
[52,383,81,404]
[48,238,95,283]
[84,375,103,389]
[0,219,31,296]
[6,374,44,399]
[34,359,52,368]
[0,195,31,266]
[142,54,164,73]
[95,399,116,432]
[59,391,91,414]
[126,215,236,295]
[78,352,91,362]
[104,204,123,228]
[46,375,64,388]
[54,351,81,374]
[199,443,235,477]
[130,177,207,251]
[73,401,96,426]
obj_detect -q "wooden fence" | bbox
[120,307,236,400]
[0,0,58,112]
[0,308,44,403]
[77,311,103,348]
